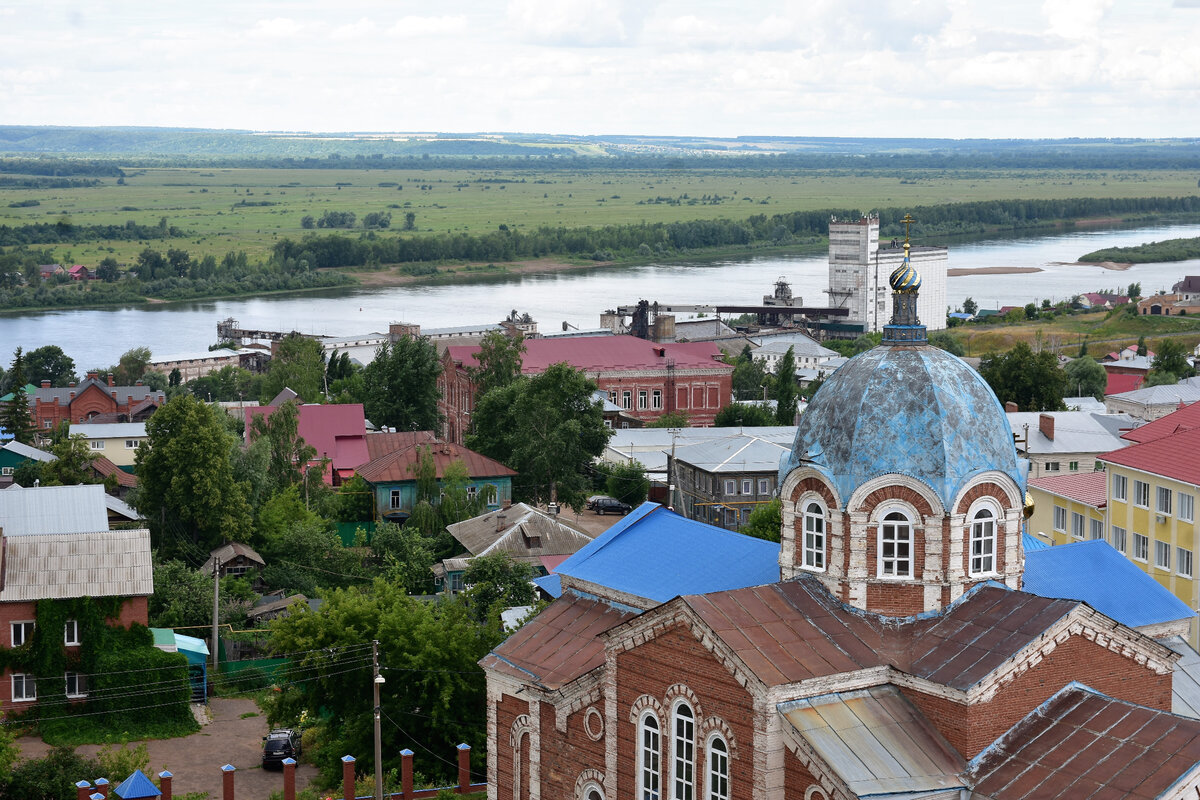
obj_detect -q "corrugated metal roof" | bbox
[449,335,732,375]
[1160,636,1200,720]
[969,684,1200,800]
[1100,424,1200,487]
[1028,471,1108,507]
[0,528,153,601]
[0,484,110,535]
[603,426,797,474]
[672,434,793,474]
[363,430,437,461]
[1108,381,1200,405]
[1007,411,1133,456]
[480,592,638,689]
[246,404,369,472]
[1024,540,1195,629]
[71,422,147,439]
[0,440,55,462]
[556,503,780,606]
[779,686,966,797]
[447,503,592,558]
[1121,400,1200,444]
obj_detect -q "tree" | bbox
[1128,282,1142,301]
[962,297,978,315]
[979,343,1068,412]
[1137,335,1147,357]
[248,400,318,496]
[928,331,965,356]
[2,347,33,444]
[462,553,536,624]
[96,256,119,282]
[112,346,151,385]
[24,345,77,387]
[371,523,436,595]
[1024,303,1039,320]
[713,402,775,427]
[403,211,416,230]
[741,498,782,542]
[38,435,98,486]
[467,363,611,509]
[730,344,768,401]
[1149,338,1197,383]
[1064,357,1107,401]
[166,248,191,277]
[135,394,253,556]
[361,335,441,432]
[468,331,525,397]
[135,247,165,280]
[647,411,689,428]
[149,560,253,628]
[773,346,798,424]
[260,334,326,403]
[605,460,649,507]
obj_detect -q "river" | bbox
[4,222,1200,370]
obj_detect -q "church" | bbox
[481,241,1200,800]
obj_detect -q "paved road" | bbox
[18,697,320,799]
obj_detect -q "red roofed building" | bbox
[245,402,369,486]
[29,374,165,431]
[1105,371,1145,396]
[356,440,515,522]
[438,336,733,443]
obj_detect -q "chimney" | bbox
[1039,413,1055,440]
[68,381,75,388]
[1004,401,1018,413]
[87,371,98,381]
[135,380,143,386]
[107,374,114,387]
[69,391,75,399]
[496,514,507,533]
[40,380,50,388]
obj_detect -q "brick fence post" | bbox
[94,777,110,799]
[222,764,236,800]
[400,749,414,799]
[456,744,471,794]
[282,757,297,800]
[159,770,173,800]
[341,755,356,800]
[75,780,92,800]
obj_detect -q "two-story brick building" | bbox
[28,374,165,431]
[438,336,733,444]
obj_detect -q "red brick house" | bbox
[438,336,733,444]
[29,373,165,431]
[480,265,1200,800]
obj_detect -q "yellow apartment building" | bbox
[1027,471,1108,548]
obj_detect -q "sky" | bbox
[1,0,1198,139]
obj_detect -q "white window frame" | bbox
[878,509,913,579]
[1156,540,1172,570]
[89,440,105,450]
[11,621,34,648]
[1052,506,1066,532]
[651,390,663,410]
[1179,547,1194,578]
[64,671,87,699]
[1180,493,1194,523]
[622,390,632,410]
[1045,462,1060,472]
[1133,532,1149,562]
[1134,480,1150,509]
[802,501,826,572]
[1070,511,1085,539]
[672,701,695,800]
[705,735,730,800]
[1157,486,1173,515]
[389,489,401,510]
[968,503,998,577]
[723,479,736,496]
[11,673,35,702]
[1112,473,1128,502]
[1,466,12,477]
[125,439,140,449]
[1111,526,1127,553]
[64,619,80,646]
[757,478,769,496]
[638,390,648,411]
[638,711,661,800]
[1090,519,1104,541]
[740,479,752,496]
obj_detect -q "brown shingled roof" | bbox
[357,441,515,484]
[90,456,138,488]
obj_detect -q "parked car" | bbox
[592,497,632,515]
[585,495,608,511]
[262,728,302,769]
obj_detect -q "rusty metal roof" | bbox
[780,686,966,797]
[357,440,516,484]
[969,683,1200,800]
[480,592,638,689]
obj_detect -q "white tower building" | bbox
[827,215,947,333]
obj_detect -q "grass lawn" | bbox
[949,309,1200,357]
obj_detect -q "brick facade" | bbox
[30,375,165,431]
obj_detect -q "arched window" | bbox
[970,507,997,576]
[639,713,661,800]
[706,736,729,800]
[672,702,695,800]
[802,502,826,571]
[586,787,605,800]
[879,511,913,578]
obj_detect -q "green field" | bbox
[947,308,1200,357]
[4,165,1198,265]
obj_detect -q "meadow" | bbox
[947,307,1200,358]
[3,164,1199,266]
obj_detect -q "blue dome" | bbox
[780,344,1025,510]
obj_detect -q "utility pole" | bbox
[210,556,221,681]
[373,639,384,800]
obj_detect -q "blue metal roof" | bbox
[781,345,1026,511]
[532,573,562,598]
[555,502,780,604]
[114,769,160,799]
[1023,532,1051,551]
[1024,539,1195,629]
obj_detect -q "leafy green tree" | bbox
[741,498,781,542]
[249,400,318,495]
[135,394,253,556]
[168,367,182,387]
[605,460,649,506]
[23,345,77,387]
[979,343,1068,412]
[730,344,769,401]
[773,346,798,424]
[1150,338,1197,382]
[462,552,536,624]
[149,560,253,628]
[111,346,151,385]
[1024,303,1039,320]
[713,402,775,427]
[1064,357,1108,401]
[928,331,965,356]
[268,579,493,784]
[362,335,442,431]
[255,486,324,553]
[467,363,610,509]
[2,347,33,444]
[261,333,326,403]
[335,474,375,523]
[1128,282,1142,301]
[1137,335,1147,357]
[38,435,98,486]
[962,297,978,315]
[468,330,525,397]
[259,519,368,595]
[5,746,102,800]
[647,411,690,428]
[372,523,436,594]
[188,364,261,402]
[96,256,119,282]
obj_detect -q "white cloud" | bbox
[506,0,635,46]
[385,15,469,38]
[248,17,307,39]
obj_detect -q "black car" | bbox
[592,497,632,515]
[262,728,302,768]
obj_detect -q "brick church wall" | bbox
[495,693,531,797]
[785,756,831,800]
[616,624,756,800]
[537,702,607,799]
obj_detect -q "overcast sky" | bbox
[1,0,1198,139]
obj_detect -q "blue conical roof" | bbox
[114,769,160,799]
